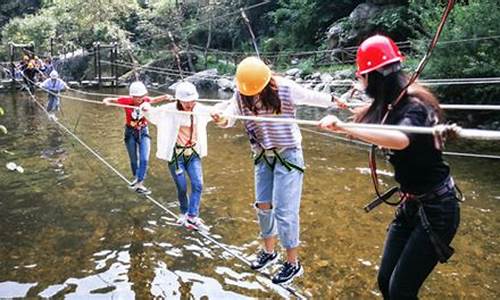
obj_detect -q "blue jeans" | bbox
[254,148,304,249]
[124,126,150,182]
[47,95,60,112]
[378,191,460,299]
[168,154,203,217]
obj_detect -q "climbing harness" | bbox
[169,114,198,174]
[253,148,304,173]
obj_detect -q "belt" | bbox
[253,147,286,157]
[175,144,196,156]
[402,177,456,202]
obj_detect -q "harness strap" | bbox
[169,144,199,172]
[254,149,304,173]
[417,204,455,263]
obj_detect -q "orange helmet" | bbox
[235,57,271,96]
[356,35,404,76]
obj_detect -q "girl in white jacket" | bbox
[142,82,222,231]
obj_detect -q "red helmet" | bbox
[356,35,404,76]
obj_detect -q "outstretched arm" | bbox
[318,115,410,150]
[149,94,173,104]
[103,97,119,105]
[288,79,347,108]
[211,95,240,128]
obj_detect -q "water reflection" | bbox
[0,89,499,299]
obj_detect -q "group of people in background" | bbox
[61,34,459,296]
[11,52,66,118]
[16,54,54,90]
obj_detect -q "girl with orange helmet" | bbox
[212,57,344,284]
[319,35,460,299]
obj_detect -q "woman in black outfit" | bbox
[319,35,461,299]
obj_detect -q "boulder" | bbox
[326,3,380,49]
[320,73,334,83]
[217,78,235,92]
[184,68,219,89]
[333,69,353,80]
[285,68,303,77]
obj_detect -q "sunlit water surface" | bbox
[0,88,498,299]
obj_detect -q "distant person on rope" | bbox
[20,55,41,92]
[318,35,461,299]
[141,81,224,232]
[211,57,346,284]
[39,70,68,118]
[103,81,170,195]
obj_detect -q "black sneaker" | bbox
[250,250,279,270]
[271,261,303,284]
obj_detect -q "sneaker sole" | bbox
[273,266,304,285]
[251,253,280,271]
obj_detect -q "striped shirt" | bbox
[222,76,333,151]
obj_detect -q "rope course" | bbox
[101,58,500,88]
[7,64,499,160]
[21,71,500,141]
[7,70,308,300]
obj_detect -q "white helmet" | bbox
[175,81,199,102]
[129,81,148,97]
[49,70,59,79]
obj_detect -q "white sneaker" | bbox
[128,178,138,189]
[176,213,188,225]
[186,216,210,232]
[135,185,151,195]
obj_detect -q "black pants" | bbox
[377,191,460,299]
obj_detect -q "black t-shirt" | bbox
[385,98,450,194]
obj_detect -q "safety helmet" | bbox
[235,57,271,96]
[23,55,29,61]
[175,81,199,102]
[49,70,59,79]
[129,81,148,97]
[356,35,404,76]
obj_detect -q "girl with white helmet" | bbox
[39,70,68,118]
[103,81,171,194]
[141,81,225,231]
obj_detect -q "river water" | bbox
[0,88,498,299]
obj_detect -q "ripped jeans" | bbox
[254,148,304,249]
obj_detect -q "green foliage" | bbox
[414,2,499,84]
[368,6,423,41]
[0,0,42,28]
[411,0,500,125]
[195,54,236,75]
[1,11,56,54]
[268,0,361,50]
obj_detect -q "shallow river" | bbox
[0,88,498,299]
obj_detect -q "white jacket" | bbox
[145,102,225,162]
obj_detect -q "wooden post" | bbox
[97,42,102,87]
[50,37,54,57]
[9,43,15,87]
[93,43,97,81]
[113,42,119,87]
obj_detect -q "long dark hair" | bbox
[354,68,443,124]
[241,77,281,115]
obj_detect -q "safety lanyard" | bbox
[367,0,456,204]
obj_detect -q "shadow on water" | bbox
[0,88,499,299]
